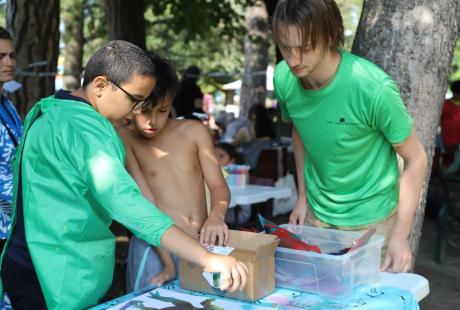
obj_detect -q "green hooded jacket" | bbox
[0,95,174,309]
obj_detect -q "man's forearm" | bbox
[393,152,427,239]
[292,126,307,200]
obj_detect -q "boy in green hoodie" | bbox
[0,40,247,310]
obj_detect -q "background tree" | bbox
[62,0,84,91]
[240,0,269,117]
[82,0,107,64]
[337,0,363,49]
[104,0,147,49]
[352,0,460,269]
[6,0,60,117]
[60,0,107,90]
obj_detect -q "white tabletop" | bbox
[376,272,429,302]
[229,185,292,208]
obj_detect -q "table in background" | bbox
[229,185,291,208]
[228,185,291,227]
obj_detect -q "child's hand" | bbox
[149,265,176,286]
[200,215,229,246]
[204,253,248,292]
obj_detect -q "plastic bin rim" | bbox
[277,224,385,256]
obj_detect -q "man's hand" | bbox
[200,214,229,246]
[204,253,249,292]
[289,199,309,225]
[381,236,412,273]
[149,265,176,286]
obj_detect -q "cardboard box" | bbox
[179,230,279,301]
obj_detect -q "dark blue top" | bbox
[6,90,90,269]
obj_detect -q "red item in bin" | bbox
[257,215,321,253]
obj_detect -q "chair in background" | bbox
[250,147,288,183]
[246,147,289,222]
[435,144,460,263]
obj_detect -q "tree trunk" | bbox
[62,0,84,91]
[263,0,283,64]
[352,0,460,268]
[240,0,269,117]
[104,0,147,49]
[6,0,60,118]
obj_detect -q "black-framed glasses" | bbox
[108,80,149,112]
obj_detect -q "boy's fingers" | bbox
[199,228,205,244]
[219,271,233,291]
[210,230,217,246]
[237,262,248,290]
[150,276,162,286]
[215,231,223,246]
[202,228,211,245]
[223,229,230,245]
[230,265,242,292]
[157,278,165,286]
[218,228,228,246]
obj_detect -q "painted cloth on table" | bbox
[0,95,22,239]
[126,235,179,293]
[0,91,174,309]
[274,50,413,227]
[261,285,420,310]
[93,280,419,310]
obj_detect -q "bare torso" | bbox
[120,119,207,239]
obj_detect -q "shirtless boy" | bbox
[119,54,230,291]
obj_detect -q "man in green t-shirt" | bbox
[272,0,427,273]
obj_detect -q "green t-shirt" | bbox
[274,51,413,226]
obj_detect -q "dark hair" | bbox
[249,104,275,139]
[182,65,200,82]
[451,80,460,94]
[82,40,155,87]
[272,0,344,53]
[0,27,12,41]
[146,52,179,106]
[215,143,237,161]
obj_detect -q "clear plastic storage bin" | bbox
[275,224,384,297]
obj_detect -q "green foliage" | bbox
[82,0,107,65]
[336,0,363,51]
[150,0,249,42]
[60,0,107,66]
[146,1,249,92]
[450,37,460,82]
[0,0,5,28]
